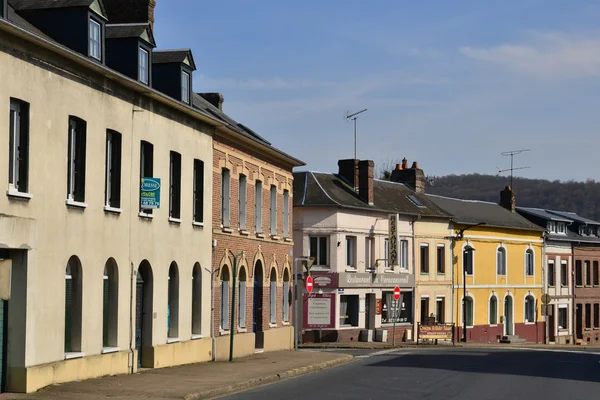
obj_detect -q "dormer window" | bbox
[557,222,566,234]
[547,221,556,233]
[89,19,102,60]
[139,48,149,84]
[579,226,586,236]
[182,71,190,104]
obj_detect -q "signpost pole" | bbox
[294,259,298,351]
[393,299,397,346]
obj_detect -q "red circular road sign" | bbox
[306,276,314,293]
[393,286,401,301]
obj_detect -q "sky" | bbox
[154,0,600,182]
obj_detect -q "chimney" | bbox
[358,160,374,205]
[103,0,157,30]
[500,186,516,212]
[390,158,425,194]
[338,159,359,191]
[198,92,224,110]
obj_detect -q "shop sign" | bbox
[339,272,414,288]
[311,272,339,289]
[419,324,453,340]
[303,293,336,329]
[388,214,399,267]
[140,177,161,209]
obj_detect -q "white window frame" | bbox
[496,245,507,276]
[309,236,329,267]
[365,237,375,271]
[525,249,534,276]
[181,71,190,104]
[436,244,445,274]
[139,47,149,84]
[345,236,357,269]
[282,189,290,238]
[420,243,429,274]
[221,169,231,228]
[89,19,101,60]
[8,99,29,195]
[547,221,556,233]
[557,304,568,329]
[561,260,568,287]
[557,222,566,235]
[239,175,247,231]
[524,295,536,324]
[400,240,409,270]
[547,260,555,287]
[462,294,474,328]
[489,294,498,326]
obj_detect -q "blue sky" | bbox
[154,1,600,182]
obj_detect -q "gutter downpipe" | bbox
[412,215,420,340]
[542,231,547,345]
[449,220,456,342]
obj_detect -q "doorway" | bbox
[253,261,264,349]
[136,261,153,368]
[365,294,375,329]
[0,300,7,393]
[504,295,513,335]
[576,304,583,339]
[548,306,556,343]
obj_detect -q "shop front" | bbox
[302,272,415,343]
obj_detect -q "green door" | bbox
[0,300,6,392]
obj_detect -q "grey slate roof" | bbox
[517,207,600,243]
[10,0,105,14]
[105,23,155,46]
[427,195,543,231]
[6,4,50,39]
[517,207,573,223]
[153,49,196,70]
[547,210,600,226]
[294,172,452,219]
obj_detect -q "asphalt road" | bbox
[224,347,600,400]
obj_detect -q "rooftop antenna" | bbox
[498,149,531,187]
[345,109,367,162]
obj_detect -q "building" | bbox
[428,187,545,343]
[203,93,304,358]
[293,159,451,343]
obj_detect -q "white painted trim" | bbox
[66,199,88,209]
[523,292,537,324]
[191,334,204,340]
[103,206,122,214]
[168,217,182,224]
[7,189,33,200]
[192,221,204,227]
[64,352,85,360]
[167,337,181,344]
[461,241,475,281]
[101,347,120,354]
[138,211,154,219]
[461,235,543,244]
[460,292,475,328]
[496,243,507,278]
[455,284,543,289]
[503,292,515,336]
[488,292,499,325]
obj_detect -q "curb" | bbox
[184,354,354,400]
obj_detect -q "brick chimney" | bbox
[103,0,156,30]
[358,160,374,205]
[338,159,359,191]
[500,186,516,212]
[389,158,425,194]
[198,92,224,110]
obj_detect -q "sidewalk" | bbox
[2,351,353,400]
[300,340,600,351]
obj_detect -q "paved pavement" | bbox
[226,347,600,400]
[2,351,352,400]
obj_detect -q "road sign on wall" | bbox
[394,286,401,301]
[140,178,161,209]
[306,276,313,293]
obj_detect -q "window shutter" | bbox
[65,278,73,352]
[103,278,109,347]
[270,281,276,324]
[239,281,246,328]
[110,133,122,208]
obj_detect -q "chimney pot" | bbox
[402,157,408,169]
[411,161,419,169]
[198,92,224,111]
[390,158,425,194]
[395,163,402,171]
[500,186,516,212]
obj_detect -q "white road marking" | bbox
[501,347,600,356]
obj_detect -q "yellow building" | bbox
[429,187,545,343]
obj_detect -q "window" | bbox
[105,130,122,208]
[65,256,82,354]
[192,264,202,335]
[339,295,359,326]
[220,267,230,330]
[8,99,29,194]
[576,260,582,286]
[365,237,375,270]
[382,291,413,324]
[282,269,290,323]
[193,160,204,223]
[557,223,566,234]
[255,181,263,233]
[346,236,357,268]
[283,190,290,238]
[585,303,592,328]
[420,244,429,274]
[270,185,277,235]
[238,175,247,230]
[463,247,474,275]
[139,48,149,84]
[579,226,586,236]
[384,238,389,269]
[558,306,567,329]
[67,117,87,203]
[181,71,190,104]
[238,268,247,328]
[585,261,591,286]
[525,249,534,276]
[420,297,429,322]
[547,261,555,287]
[436,297,445,323]
[168,152,181,220]
[437,245,445,274]
[309,236,328,267]
[221,169,231,227]
[167,263,179,339]
[269,268,277,325]
[594,261,599,286]
[489,295,498,325]
[595,304,600,328]
[497,247,506,275]
[400,240,409,270]
[89,19,101,60]
[140,141,153,214]
[103,259,118,349]
[525,296,535,323]
[561,260,568,286]
[463,297,474,327]
[547,221,556,233]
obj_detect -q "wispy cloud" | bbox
[460,32,600,79]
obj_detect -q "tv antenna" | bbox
[497,149,531,187]
[345,109,367,162]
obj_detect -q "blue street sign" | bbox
[140,177,161,209]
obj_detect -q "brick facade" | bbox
[573,246,600,344]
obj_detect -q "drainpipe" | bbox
[542,232,547,344]
[128,262,135,374]
[411,216,420,339]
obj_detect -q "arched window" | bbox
[463,296,474,327]
[65,256,82,354]
[192,263,202,336]
[525,295,536,323]
[269,268,277,325]
[496,247,506,275]
[103,258,119,350]
[489,295,498,325]
[525,249,534,276]
[238,267,247,328]
[282,269,290,322]
[168,262,179,339]
[220,266,230,331]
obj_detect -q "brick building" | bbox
[203,94,304,357]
